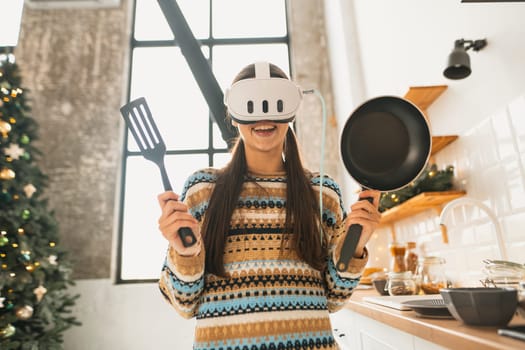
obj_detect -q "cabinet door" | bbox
[331,309,447,350]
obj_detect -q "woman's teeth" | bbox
[253,125,276,132]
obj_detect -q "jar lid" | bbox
[387,271,413,279]
[418,256,446,264]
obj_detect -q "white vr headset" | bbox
[224,62,304,124]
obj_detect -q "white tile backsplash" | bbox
[369,92,525,286]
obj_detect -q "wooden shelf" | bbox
[380,190,466,227]
[431,135,458,156]
[404,85,448,116]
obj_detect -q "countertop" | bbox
[345,288,525,350]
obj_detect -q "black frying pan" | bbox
[336,96,431,272]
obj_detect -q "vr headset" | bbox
[224,62,304,124]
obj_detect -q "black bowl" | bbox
[440,287,518,326]
[372,278,389,296]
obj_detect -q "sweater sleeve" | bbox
[312,175,369,313]
[158,169,215,318]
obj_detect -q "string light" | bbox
[49,242,56,247]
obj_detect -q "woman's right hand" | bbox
[157,191,202,257]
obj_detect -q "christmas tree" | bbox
[0,52,79,349]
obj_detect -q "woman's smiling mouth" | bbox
[252,124,277,136]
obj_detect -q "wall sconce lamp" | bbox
[443,38,487,80]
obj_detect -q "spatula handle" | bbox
[159,162,198,248]
[336,196,373,272]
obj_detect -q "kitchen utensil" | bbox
[120,97,197,247]
[440,287,518,326]
[482,259,525,289]
[498,325,525,342]
[337,96,431,271]
[401,298,453,319]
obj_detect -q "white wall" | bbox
[325,0,525,283]
[63,279,195,349]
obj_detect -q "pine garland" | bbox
[379,164,455,212]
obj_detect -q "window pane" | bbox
[134,0,210,41]
[212,121,230,149]
[214,152,232,168]
[129,46,209,151]
[212,0,287,38]
[212,44,290,90]
[120,154,208,280]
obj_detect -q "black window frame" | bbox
[115,0,291,284]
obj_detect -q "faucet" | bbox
[439,197,508,260]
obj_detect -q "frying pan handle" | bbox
[336,196,373,272]
[160,162,198,248]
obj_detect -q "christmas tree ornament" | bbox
[15,305,34,320]
[0,167,15,180]
[33,285,47,302]
[24,183,37,198]
[21,209,31,220]
[0,296,5,308]
[0,323,15,339]
[0,235,8,246]
[48,254,58,265]
[1,189,11,202]
[20,250,31,261]
[0,119,11,138]
[22,151,31,160]
[4,143,25,160]
[20,134,30,144]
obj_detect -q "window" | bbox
[117,0,290,282]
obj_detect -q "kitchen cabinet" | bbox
[331,308,447,350]
[377,85,465,239]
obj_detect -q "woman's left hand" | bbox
[345,189,382,258]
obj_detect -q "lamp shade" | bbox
[443,44,471,80]
[0,0,24,47]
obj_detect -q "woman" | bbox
[157,62,381,350]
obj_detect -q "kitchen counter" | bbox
[344,289,525,350]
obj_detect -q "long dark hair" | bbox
[201,63,325,276]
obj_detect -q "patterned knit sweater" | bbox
[159,168,368,350]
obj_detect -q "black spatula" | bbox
[120,97,197,247]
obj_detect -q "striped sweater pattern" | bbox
[159,169,368,350]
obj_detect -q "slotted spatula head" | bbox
[120,97,168,167]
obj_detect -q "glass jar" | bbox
[389,242,406,272]
[416,256,448,295]
[386,271,417,296]
[405,241,418,274]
